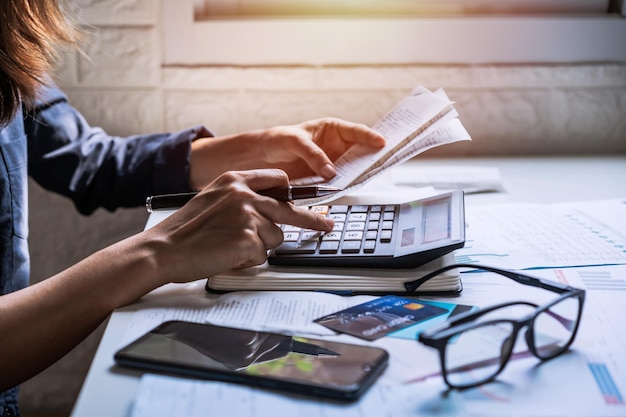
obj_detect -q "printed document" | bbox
[455,198,626,269]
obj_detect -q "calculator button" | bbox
[329,205,349,213]
[282,225,301,232]
[319,241,339,253]
[383,211,395,221]
[348,213,367,222]
[329,213,346,222]
[341,241,361,253]
[382,221,394,230]
[301,231,323,241]
[346,222,365,231]
[350,205,368,213]
[369,212,381,221]
[275,240,318,254]
[311,206,329,214]
[366,230,377,240]
[344,231,363,240]
[383,206,395,212]
[370,205,383,212]
[367,221,379,230]
[283,232,300,241]
[380,230,392,242]
[363,240,376,253]
[321,232,342,241]
[332,222,344,232]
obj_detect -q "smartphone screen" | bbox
[114,321,389,401]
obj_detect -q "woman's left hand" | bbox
[189,117,386,190]
[255,117,386,180]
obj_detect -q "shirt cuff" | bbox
[153,125,214,195]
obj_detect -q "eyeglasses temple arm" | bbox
[403,263,576,294]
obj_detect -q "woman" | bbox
[0,1,385,414]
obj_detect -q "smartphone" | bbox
[114,321,389,401]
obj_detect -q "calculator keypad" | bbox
[274,204,397,257]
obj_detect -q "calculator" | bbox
[268,190,465,268]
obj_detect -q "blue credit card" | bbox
[314,295,450,340]
[389,301,476,340]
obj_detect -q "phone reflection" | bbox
[152,323,339,371]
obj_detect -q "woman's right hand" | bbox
[145,169,333,284]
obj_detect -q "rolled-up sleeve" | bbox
[25,86,213,214]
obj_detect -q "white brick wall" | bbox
[161,65,626,155]
[20,0,626,414]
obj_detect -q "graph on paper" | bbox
[454,200,626,270]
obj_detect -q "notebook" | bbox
[205,252,461,295]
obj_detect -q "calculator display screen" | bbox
[421,197,451,243]
[396,194,457,256]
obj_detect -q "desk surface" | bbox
[70,157,626,417]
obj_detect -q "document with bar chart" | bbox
[455,198,626,270]
[458,264,626,416]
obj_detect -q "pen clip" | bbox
[145,196,154,213]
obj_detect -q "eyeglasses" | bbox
[403,263,586,389]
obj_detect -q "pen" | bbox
[145,185,342,212]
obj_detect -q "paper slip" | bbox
[292,86,471,206]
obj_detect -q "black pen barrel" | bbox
[258,187,292,201]
[289,185,341,200]
[146,192,196,212]
[146,186,341,212]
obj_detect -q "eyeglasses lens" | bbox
[444,321,515,387]
[532,295,580,358]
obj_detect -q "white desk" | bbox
[70,157,626,417]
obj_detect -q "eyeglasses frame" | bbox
[403,263,586,389]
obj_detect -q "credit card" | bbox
[314,295,449,341]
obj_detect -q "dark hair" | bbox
[0,0,79,125]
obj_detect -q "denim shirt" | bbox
[0,85,211,416]
[0,106,28,417]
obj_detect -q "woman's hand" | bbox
[0,168,335,388]
[146,169,334,283]
[189,118,386,190]
[254,117,387,180]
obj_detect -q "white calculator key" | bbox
[346,222,365,231]
[282,225,301,232]
[321,232,342,241]
[283,232,299,241]
[344,231,363,240]
[348,213,367,222]
[301,231,323,241]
